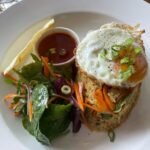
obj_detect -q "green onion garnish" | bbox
[124,38,134,46]
[99,49,107,59]
[119,65,135,81]
[111,50,119,60]
[111,45,122,51]
[120,57,130,64]
[135,47,142,54]
[114,99,126,113]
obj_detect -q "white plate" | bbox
[0,0,150,150]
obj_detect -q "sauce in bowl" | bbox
[37,27,79,65]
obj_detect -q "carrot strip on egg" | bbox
[74,83,84,112]
[102,86,115,111]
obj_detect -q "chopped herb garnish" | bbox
[101,113,113,120]
[111,45,122,51]
[99,49,107,59]
[135,47,142,54]
[120,57,130,64]
[124,38,134,46]
[31,53,41,63]
[119,65,135,81]
[129,58,135,65]
[111,49,119,60]
[108,130,115,142]
[114,99,126,113]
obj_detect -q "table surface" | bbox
[0,0,22,13]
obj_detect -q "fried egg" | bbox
[76,23,148,87]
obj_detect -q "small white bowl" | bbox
[36,27,80,66]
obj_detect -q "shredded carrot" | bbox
[54,73,62,78]
[78,82,84,102]
[41,56,61,78]
[41,57,50,77]
[12,102,20,110]
[94,89,110,112]
[102,86,115,111]
[84,97,89,104]
[74,83,84,111]
[9,103,15,109]
[83,103,100,112]
[41,56,55,77]
[2,73,18,85]
[4,93,24,101]
[28,100,33,122]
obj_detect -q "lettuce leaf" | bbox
[40,103,72,141]
[22,84,50,145]
[22,84,72,144]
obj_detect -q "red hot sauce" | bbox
[37,32,77,64]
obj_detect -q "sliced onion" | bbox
[54,77,72,96]
[61,85,71,95]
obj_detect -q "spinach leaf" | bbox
[22,84,50,145]
[18,62,42,81]
[14,57,48,83]
[31,53,41,63]
[40,103,72,141]
[22,84,71,144]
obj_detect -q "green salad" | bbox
[3,54,82,145]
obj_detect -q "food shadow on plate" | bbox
[1,11,150,150]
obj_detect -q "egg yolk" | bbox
[113,44,147,82]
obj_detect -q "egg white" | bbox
[76,24,144,87]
